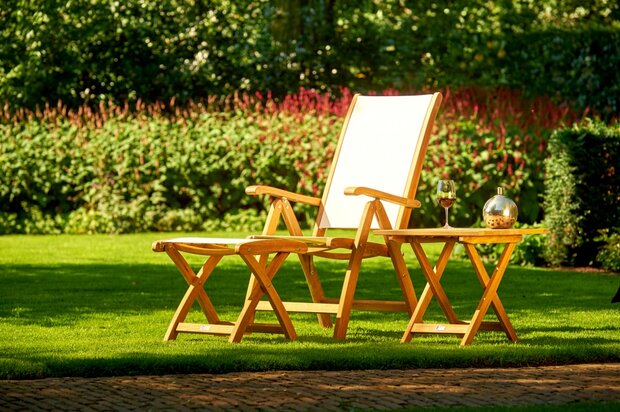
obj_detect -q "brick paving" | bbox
[1,363,618,411]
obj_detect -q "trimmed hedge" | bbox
[0,88,580,235]
[544,121,620,268]
[596,230,620,272]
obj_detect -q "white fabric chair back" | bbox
[318,94,438,229]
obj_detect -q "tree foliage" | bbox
[1,1,619,115]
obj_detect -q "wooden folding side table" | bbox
[374,227,548,346]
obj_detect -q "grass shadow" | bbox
[1,238,619,378]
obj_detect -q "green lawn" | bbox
[424,404,620,412]
[0,232,618,379]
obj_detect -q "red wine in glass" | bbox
[436,180,456,228]
[438,197,455,209]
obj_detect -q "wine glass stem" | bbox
[444,207,449,228]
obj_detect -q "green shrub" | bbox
[417,88,578,228]
[0,88,580,235]
[511,224,548,267]
[596,230,620,272]
[0,90,345,234]
[503,25,620,117]
[544,121,620,267]
[0,0,276,108]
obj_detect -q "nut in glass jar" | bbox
[482,187,518,229]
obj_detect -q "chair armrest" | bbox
[246,185,322,206]
[344,186,421,208]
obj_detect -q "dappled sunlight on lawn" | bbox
[0,233,618,378]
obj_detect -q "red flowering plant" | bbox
[0,86,584,234]
[416,87,583,228]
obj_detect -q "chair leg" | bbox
[333,249,364,340]
[278,197,333,328]
[165,285,195,341]
[333,201,375,340]
[164,250,223,341]
[386,240,418,315]
[299,255,333,328]
[230,252,297,343]
[375,200,417,315]
[230,280,265,343]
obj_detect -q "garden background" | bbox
[1,1,619,268]
[1,0,620,382]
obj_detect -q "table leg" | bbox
[402,240,459,343]
[464,243,518,342]
[164,250,224,341]
[231,252,297,343]
[461,242,517,346]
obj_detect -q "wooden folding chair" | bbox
[153,92,442,342]
[247,93,443,340]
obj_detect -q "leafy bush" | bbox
[417,88,581,228]
[544,121,620,267]
[0,87,581,235]
[596,230,620,273]
[0,89,348,234]
[510,224,548,267]
[0,0,276,108]
[503,26,620,117]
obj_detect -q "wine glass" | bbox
[436,180,456,228]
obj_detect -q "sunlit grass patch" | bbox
[0,233,618,379]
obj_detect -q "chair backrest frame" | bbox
[312,92,442,234]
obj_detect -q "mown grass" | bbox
[424,403,620,412]
[0,232,618,380]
